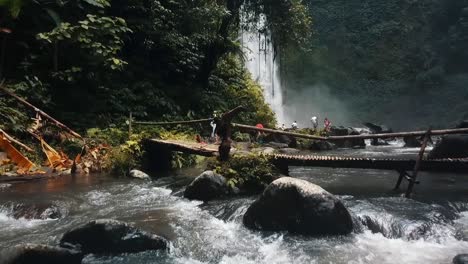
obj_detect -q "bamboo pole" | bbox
[327,127,468,140]
[233,123,468,141]
[0,84,83,140]
[232,123,327,140]
[133,118,213,126]
[0,129,34,152]
[405,128,431,198]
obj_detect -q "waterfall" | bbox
[240,14,286,126]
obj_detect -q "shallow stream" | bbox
[1,143,468,263]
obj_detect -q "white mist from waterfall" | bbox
[240,15,286,126]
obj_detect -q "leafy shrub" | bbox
[209,154,277,193]
[109,135,144,175]
[232,132,251,142]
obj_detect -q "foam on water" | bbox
[0,206,57,230]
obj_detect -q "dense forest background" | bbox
[0,0,309,134]
[282,0,468,130]
[2,0,467,134]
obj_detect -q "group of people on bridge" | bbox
[279,116,332,132]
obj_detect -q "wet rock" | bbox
[263,134,297,148]
[456,120,468,129]
[428,135,468,159]
[251,147,276,155]
[184,171,228,201]
[309,140,336,151]
[363,122,393,133]
[352,127,371,134]
[60,219,168,254]
[371,138,390,146]
[453,254,468,264]
[279,148,300,155]
[10,203,62,220]
[329,127,366,148]
[243,177,353,235]
[329,126,351,136]
[0,244,83,264]
[403,136,422,147]
[129,169,150,179]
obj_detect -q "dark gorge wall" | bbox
[282,0,468,130]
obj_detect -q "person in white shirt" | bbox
[291,121,298,129]
[311,116,318,130]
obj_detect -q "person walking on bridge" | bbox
[324,117,331,132]
[311,116,318,130]
[291,121,298,130]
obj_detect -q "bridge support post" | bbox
[405,128,431,198]
[393,170,405,190]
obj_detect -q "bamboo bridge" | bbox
[146,138,468,197]
[147,139,468,173]
[133,107,468,197]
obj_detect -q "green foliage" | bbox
[0,0,311,139]
[211,154,277,192]
[37,15,131,70]
[279,0,468,129]
[243,0,312,52]
[86,127,128,146]
[83,0,110,8]
[171,152,196,169]
[207,55,277,127]
[0,0,23,17]
[109,133,145,175]
[232,132,251,142]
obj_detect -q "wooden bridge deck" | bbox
[272,154,468,172]
[147,139,468,173]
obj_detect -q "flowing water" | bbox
[1,144,468,263]
[240,14,286,125]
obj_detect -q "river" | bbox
[1,142,468,263]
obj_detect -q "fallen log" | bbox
[0,84,83,140]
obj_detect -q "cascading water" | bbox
[240,14,287,125]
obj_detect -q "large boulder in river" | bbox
[428,135,468,159]
[60,219,168,254]
[243,177,353,235]
[453,254,468,264]
[184,171,228,201]
[0,244,83,264]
